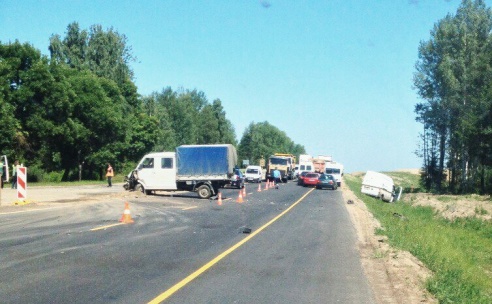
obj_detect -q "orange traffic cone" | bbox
[257,183,262,192]
[217,192,223,206]
[119,202,135,224]
[242,186,246,197]
[236,190,244,203]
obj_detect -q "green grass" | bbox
[346,173,492,303]
[27,174,126,187]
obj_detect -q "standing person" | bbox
[273,168,281,189]
[11,160,19,189]
[106,163,114,187]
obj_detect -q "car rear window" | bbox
[306,173,318,178]
[246,169,259,174]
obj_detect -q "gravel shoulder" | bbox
[341,182,437,304]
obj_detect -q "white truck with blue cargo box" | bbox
[124,144,238,199]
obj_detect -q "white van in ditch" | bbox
[244,165,264,183]
[360,171,402,202]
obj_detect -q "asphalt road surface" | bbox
[0,182,375,304]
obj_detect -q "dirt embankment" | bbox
[341,183,437,304]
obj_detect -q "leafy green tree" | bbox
[0,40,48,162]
[414,0,492,193]
[196,104,220,144]
[238,121,305,165]
[212,99,237,145]
[49,22,139,107]
[141,94,175,151]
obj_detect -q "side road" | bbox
[0,183,125,211]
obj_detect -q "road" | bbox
[0,182,375,304]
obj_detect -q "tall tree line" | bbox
[1,22,303,181]
[414,0,492,193]
[238,121,306,166]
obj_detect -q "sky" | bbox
[0,0,480,173]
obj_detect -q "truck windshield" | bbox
[269,158,288,165]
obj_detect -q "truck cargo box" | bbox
[176,144,237,178]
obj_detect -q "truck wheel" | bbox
[197,185,212,199]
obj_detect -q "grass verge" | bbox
[345,173,492,304]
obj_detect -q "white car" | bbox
[244,165,263,183]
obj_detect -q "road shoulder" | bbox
[341,182,437,304]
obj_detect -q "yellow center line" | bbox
[182,206,198,211]
[0,209,45,215]
[90,222,125,231]
[147,188,315,304]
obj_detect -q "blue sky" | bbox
[0,1,476,173]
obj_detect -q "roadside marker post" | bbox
[16,167,27,204]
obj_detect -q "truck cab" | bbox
[135,152,178,194]
[324,162,343,187]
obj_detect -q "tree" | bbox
[238,121,305,165]
[414,0,492,193]
[197,104,220,144]
[212,99,237,145]
[49,22,138,101]
[0,40,48,161]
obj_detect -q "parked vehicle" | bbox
[303,172,320,187]
[316,174,338,190]
[266,155,294,182]
[360,171,401,202]
[297,171,309,185]
[231,168,245,188]
[1,155,9,187]
[296,161,314,177]
[124,144,238,199]
[244,165,263,183]
[325,162,343,186]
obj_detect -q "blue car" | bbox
[316,174,338,190]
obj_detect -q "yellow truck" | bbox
[266,153,296,182]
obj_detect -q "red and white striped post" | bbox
[16,167,27,202]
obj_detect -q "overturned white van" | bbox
[361,171,401,202]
